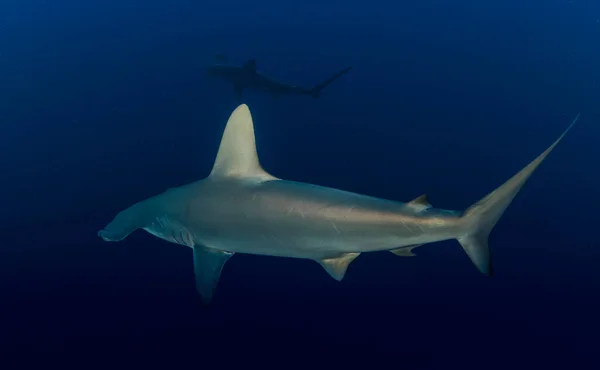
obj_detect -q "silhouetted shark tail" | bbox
[456,113,580,276]
[310,66,352,98]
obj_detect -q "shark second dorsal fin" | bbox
[209,104,277,181]
[406,194,432,212]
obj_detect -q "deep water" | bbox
[1,0,599,368]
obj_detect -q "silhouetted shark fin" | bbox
[193,246,234,305]
[317,252,360,281]
[457,113,580,276]
[406,194,432,212]
[310,66,352,98]
[243,59,256,73]
[209,104,278,180]
[389,244,425,257]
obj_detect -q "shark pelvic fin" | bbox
[193,246,234,305]
[389,244,425,257]
[406,194,432,212]
[317,253,360,281]
[209,104,277,181]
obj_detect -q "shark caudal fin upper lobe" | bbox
[310,66,352,98]
[457,113,580,276]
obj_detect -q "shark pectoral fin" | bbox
[389,244,425,257]
[317,253,360,282]
[406,194,432,212]
[192,246,234,305]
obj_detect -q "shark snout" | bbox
[97,221,133,242]
[98,229,118,242]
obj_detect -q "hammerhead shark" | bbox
[207,58,352,101]
[98,104,579,305]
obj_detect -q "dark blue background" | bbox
[1,0,599,367]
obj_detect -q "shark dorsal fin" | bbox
[243,59,256,72]
[406,194,432,212]
[210,104,276,180]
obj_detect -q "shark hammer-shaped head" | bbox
[98,200,152,242]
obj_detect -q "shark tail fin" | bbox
[310,66,352,98]
[456,113,580,276]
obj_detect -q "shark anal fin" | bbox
[407,194,432,212]
[317,253,360,281]
[390,244,425,257]
[193,246,234,305]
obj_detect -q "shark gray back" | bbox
[99,105,579,305]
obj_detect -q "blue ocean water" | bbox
[1,0,599,367]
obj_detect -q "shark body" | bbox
[99,104,579,304]
[207,59,352,101]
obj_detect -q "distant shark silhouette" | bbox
[207,57,352,101]
[99,104,579,305]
